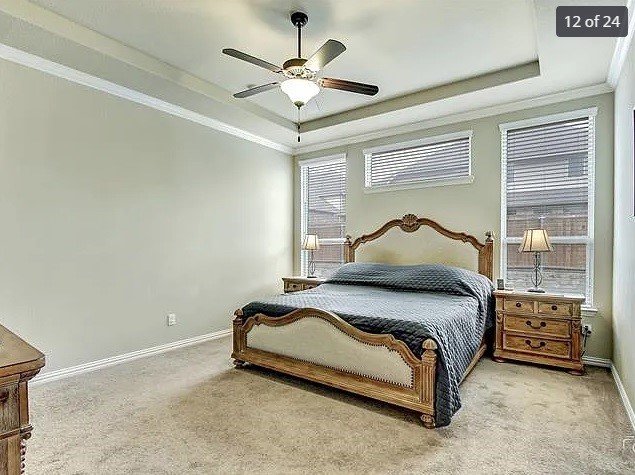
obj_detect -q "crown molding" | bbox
[0,42,292,154]
[293,83,612,155]
[0,0,294,131]
[607,0,635,88]
[301,61,541,133]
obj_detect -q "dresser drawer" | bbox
[538,301,573,317]
[0,383,19,432]
[503,299,534,313]
[503,334,571,359]
[504,315,571,338]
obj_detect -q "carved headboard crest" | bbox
[344,214,495,280]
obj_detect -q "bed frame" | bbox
[232,214,494,428]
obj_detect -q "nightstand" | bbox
[282,276,325,293]
[493,290,585,375]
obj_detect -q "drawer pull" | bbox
[0,393,8,404]
[525,339,546,349]
[515,302,522,308]
[551,305,558,311]
[526,320,547,329]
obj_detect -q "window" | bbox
[500,109,596,303]
[364,131,472,191]
[300,155,347,278]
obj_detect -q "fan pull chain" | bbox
[297,106,301,142]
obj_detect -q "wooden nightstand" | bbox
[493,290,585,375]
[282,276,325,293]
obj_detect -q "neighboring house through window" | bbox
[500,109,596,304]
[299,155,347,278]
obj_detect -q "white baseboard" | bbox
[582,355,612,368]
[31,329,232,386]
[611,363,635,432]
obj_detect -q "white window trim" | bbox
[364,175,474,194]
[299,153,347,275]
[363,130,473,192]
[498,107,598,132]
[298,153,347,168]
[499,109,596,306]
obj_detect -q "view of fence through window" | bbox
[301,157,347,277]
[503,115,593,299]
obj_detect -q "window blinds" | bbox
[502,115,594,300]
[300,157,347,276]
[504,117,593,210]
[365,134,471,188]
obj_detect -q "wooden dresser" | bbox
[282,276,325,293]
[493,290,585,375]
[0,324,45,474]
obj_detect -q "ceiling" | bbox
[3,0,625,150]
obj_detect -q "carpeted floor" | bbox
[27,336,635,474]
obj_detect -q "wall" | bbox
[0,58,293,373]
[296,93,614,359]
[613,35,635,410]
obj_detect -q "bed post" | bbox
[479,231,495,281]
[232,308,245,367]
[344,235,354,263]
[420,338,437,428]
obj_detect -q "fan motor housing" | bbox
[282,58,316,79]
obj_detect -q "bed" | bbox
[231,214,494,428]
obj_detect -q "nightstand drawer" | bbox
[285,282,303,292]
[0,383,19,432]
[538,301,573,317]
[503,299,534,313]
[303,282,320,290]
[503,334,571,359]
[504,315,571,338]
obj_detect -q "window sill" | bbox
[364,175,474,194]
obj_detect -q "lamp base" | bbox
[527,287,546,293]
[306,275,317,279]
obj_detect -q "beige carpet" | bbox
[26,336,635,474]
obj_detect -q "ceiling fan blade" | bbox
[304,40,346,72]
[222,48,283,73]
[233,82,280,98]
[319,78,379,96]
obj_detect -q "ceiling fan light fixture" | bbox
[280,78,320,107]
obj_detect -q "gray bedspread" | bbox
[241,263,494,427]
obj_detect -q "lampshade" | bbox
[302,234,320,251]
[519,229,553,253]
[280,79,320,107]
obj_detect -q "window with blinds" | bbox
[364,132,472,190]
[501,111,595,302]
[300,155,347,278]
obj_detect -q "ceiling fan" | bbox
[222,11,379,111]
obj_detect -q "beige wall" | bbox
[296,93,614,359]
[613,36,635,409]
[0,59,293,373]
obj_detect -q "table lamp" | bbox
[519,229,553,293]
[302,234,320,278]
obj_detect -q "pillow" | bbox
[326,262,493,299]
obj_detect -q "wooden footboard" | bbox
[232,307,440,427]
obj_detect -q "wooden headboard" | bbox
[344,214,495,281]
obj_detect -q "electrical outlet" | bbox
[167,313,177,326]
[583,323,592,335]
